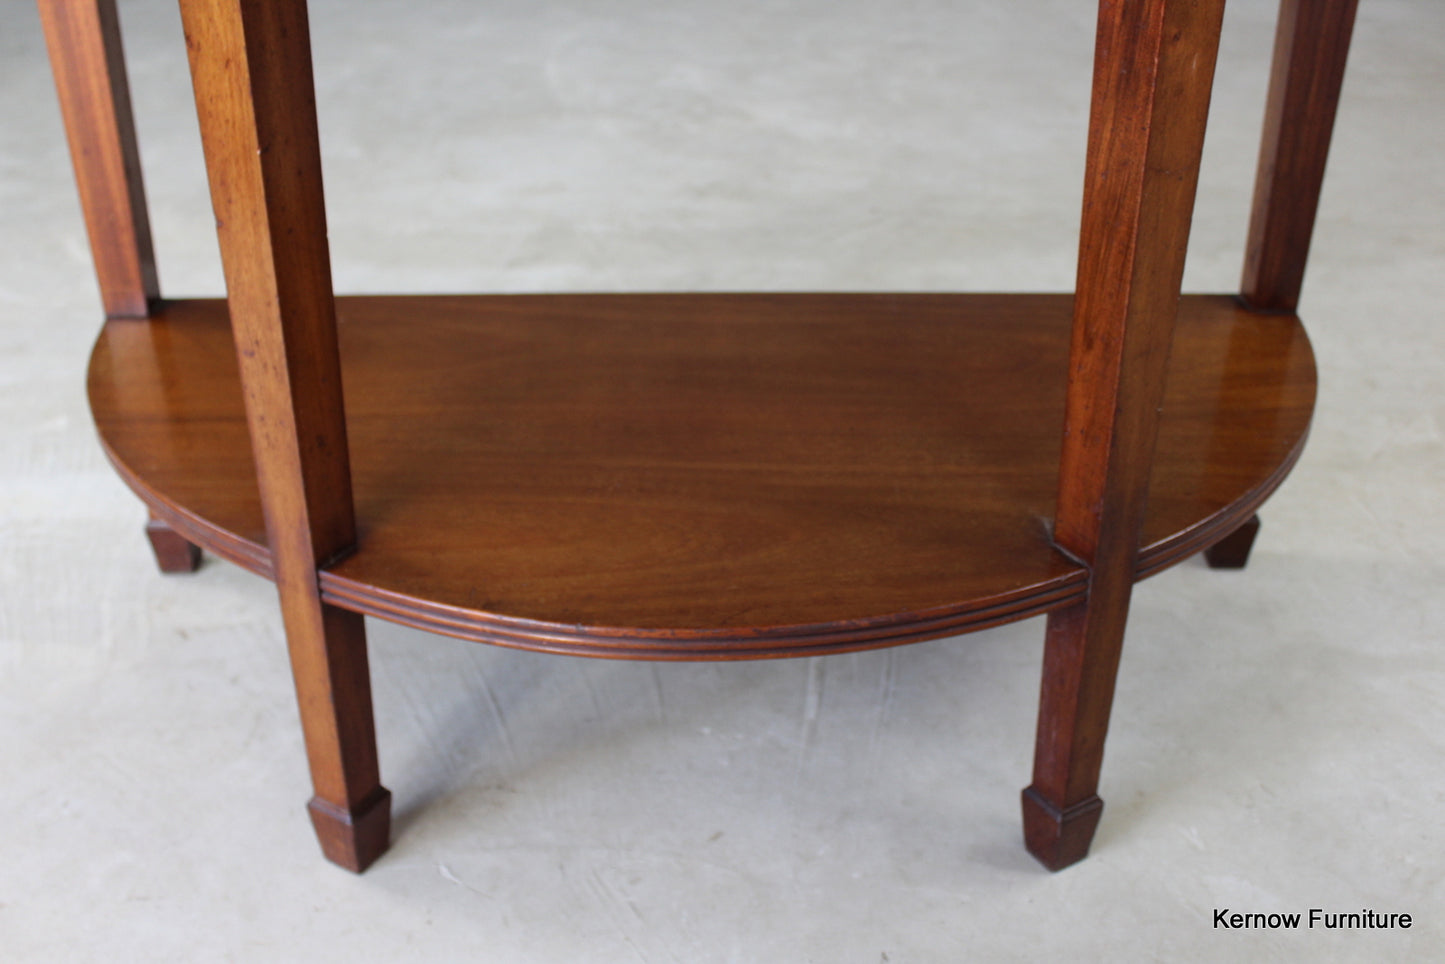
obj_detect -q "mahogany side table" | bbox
[40,0,1355,871]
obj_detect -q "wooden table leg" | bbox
[1242,0,1360,312]
[1205,514,1262,570]
[145,512,203,573]
[37,0,157,320]
[1023,0,1226,871]
[178,0,390,872]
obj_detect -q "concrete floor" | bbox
[3,0,1442,960]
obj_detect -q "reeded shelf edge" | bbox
[1136,425,1310,580]
[316,570,1090,659]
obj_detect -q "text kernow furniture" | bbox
[41,0,1356,871]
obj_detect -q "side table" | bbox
[40,0,1356,872]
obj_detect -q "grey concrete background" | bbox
[2,0,1441,960]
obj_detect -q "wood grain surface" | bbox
[1242,0,1360,311]
[178,0,387,872]
[89,292,1314,658]
[1024,0,1228,871]
[38,0,157,318]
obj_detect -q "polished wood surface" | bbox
[90,292,1315,658]
[179,0,387,872]
[1024,0,1227,871]
[1242,0,1359,311]
[38,0,157,318]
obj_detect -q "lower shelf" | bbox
[89,292,1315,657]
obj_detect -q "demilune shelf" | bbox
[89,291,1315,659]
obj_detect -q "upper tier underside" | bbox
[88,293,1314,658]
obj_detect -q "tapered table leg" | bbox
[1242,0,1360,312]
[37,0,157,320]
[1024,0,1226,871]
[178,0,389,872]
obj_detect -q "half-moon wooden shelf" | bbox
[89,292,1314,658]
